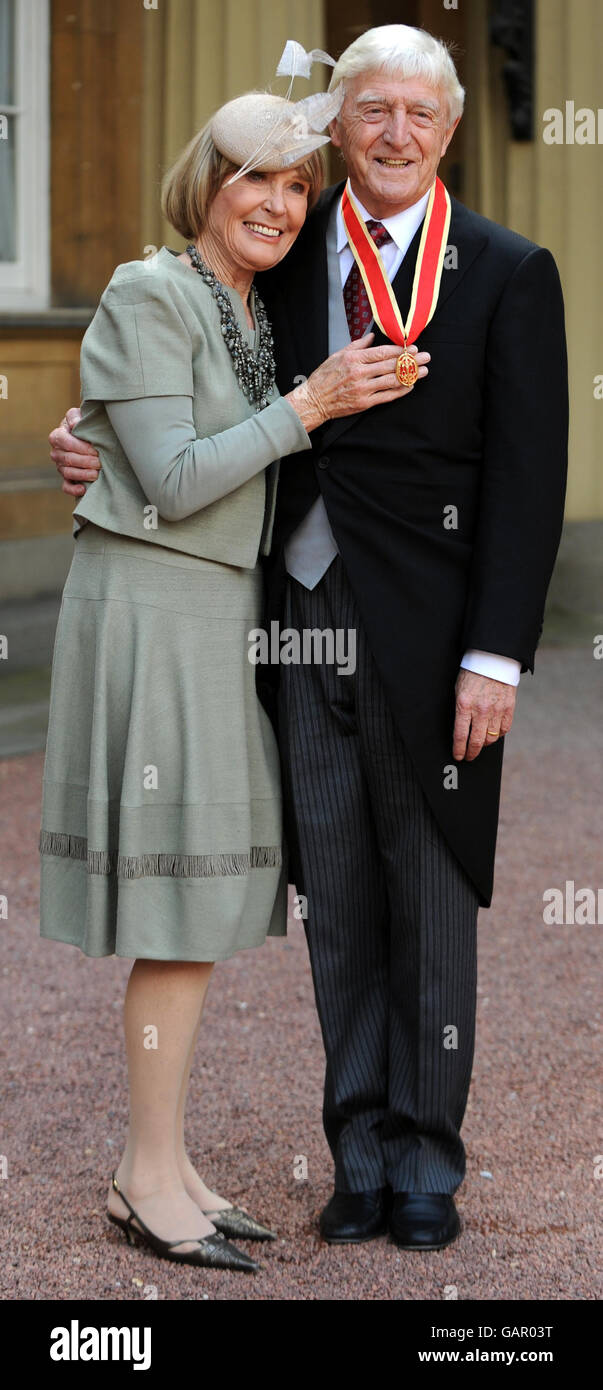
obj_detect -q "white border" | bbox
[0,0,50,310]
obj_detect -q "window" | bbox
[0,0,49,310]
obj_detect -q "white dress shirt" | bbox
[284,185,521,687]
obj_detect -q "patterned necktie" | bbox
[343,220,392,340]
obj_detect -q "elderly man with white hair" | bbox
[257,23,567,1250]
[51,24,568,1252]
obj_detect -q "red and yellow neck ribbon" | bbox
[340,176,451,349]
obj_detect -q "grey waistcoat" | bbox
[283,197,351,589]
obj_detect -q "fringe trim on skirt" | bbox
[39,829,282,880]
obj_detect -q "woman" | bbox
[39,84,429,1272]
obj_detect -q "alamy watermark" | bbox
[248,623,356,675]
[542,880,603,925]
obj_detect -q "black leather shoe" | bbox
[390,1192,460,1250]
[319,1188,389,1244]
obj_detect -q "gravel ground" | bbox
[0,645,601,1301]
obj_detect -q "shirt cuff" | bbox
[460,649,521,686]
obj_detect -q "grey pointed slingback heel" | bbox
[107,1173,259,1272]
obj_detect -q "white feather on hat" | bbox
[209,41,344,185]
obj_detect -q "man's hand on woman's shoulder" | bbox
[50,407,100,497]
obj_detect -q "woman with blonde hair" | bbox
[40,53,428,1272]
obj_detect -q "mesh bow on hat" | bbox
[210,40,344,185]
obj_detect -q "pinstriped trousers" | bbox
[277,555,480,1195]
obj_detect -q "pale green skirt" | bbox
[39,523,287,960]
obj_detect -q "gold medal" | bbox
[395,350,419,388]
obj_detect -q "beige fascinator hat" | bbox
[210,39,345,183]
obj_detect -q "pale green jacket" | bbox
[71,246,311,566]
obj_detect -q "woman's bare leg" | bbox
[107,958,218,1253]
[175,995,233,1213]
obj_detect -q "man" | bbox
[50,25,568,1251]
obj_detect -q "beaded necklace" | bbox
[186,243,276,411]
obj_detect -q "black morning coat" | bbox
[254,180,569,907]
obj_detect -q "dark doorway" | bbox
[324,0,466,198]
